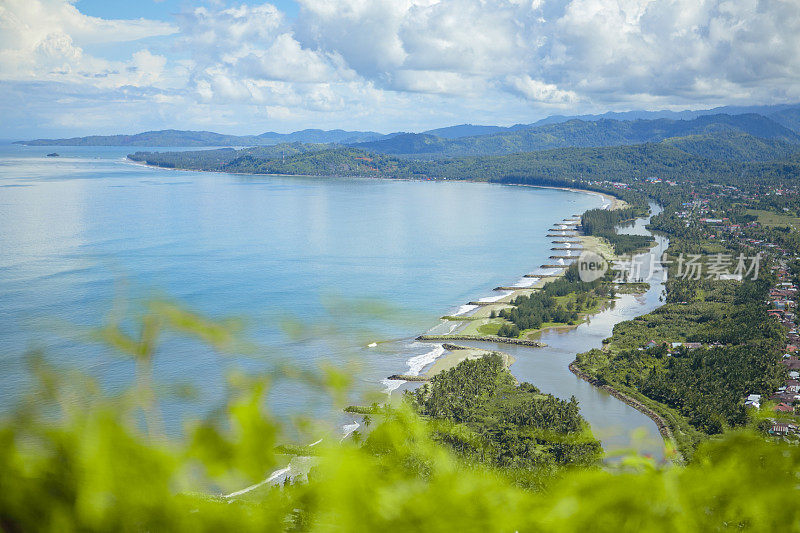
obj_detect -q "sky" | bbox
[1,0,799,138]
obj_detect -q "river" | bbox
[447,203,669,461]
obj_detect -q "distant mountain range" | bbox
[17,104,800,153]
[16,128,384,147]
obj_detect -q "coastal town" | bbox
[608,178,800,442]
[399,173,800,452]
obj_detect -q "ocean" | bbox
[0,144,604,432]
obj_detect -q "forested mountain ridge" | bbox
[352,113,800,157]
[128,130,800,185]
[421,124,510,138]
[768,107,800,134]
[526,103,800,132]
[662,131,800,161]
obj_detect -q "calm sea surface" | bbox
[0,144,607,432]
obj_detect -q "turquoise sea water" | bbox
[0,144,604,429]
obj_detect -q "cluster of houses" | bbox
[601,178,800,437]
[644,177,678,186]
[640,340,715,354]
[585,179,631,191]
[770,264,800,408]
[746,261,800,436]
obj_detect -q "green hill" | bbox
[662,131,800,161]
[353,114,800,157]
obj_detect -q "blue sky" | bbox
[76,0,300,21]
[1,0,799,138]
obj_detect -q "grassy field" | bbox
[459,290,608,340]
[747,208,800,229]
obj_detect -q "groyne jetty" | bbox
[387,374,429,381]
[441,343,471,350]
[417,334,546,347]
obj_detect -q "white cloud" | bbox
[235,34,350,83]
[293,0,800,107]
[546,0,800,102]
[0,0,176,49]
[128,49,168,86]
[0,0,176,87]
[506,75,578,104]
[2,0,800,137]
[294,0,539,94]
[175,3,285,64]
[174,2,357,109]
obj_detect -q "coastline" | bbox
[125,157,629,212]
[129,154,670,453]
[381,188,630,394]
[392,198,672,458]
[504,183,629,211]
[428,229,620,344]
[375,189,614,398]
[128,155,637,353]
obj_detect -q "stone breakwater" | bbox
[569,360,681,462]
[417,334,546,347]
[387,374,429,381]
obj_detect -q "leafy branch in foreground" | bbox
[1,301,799,531]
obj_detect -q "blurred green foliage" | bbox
[1,301,799,531]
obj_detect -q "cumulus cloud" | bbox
[546,0,800,102]
[0,0,176,88]
[174,3,285,64]
[2,0,800,136]
[294,0,800,105]
[506,75,578,104]
[174,2,357,109]
[294,0,539,92]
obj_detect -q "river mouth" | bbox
[415,203,669,461]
